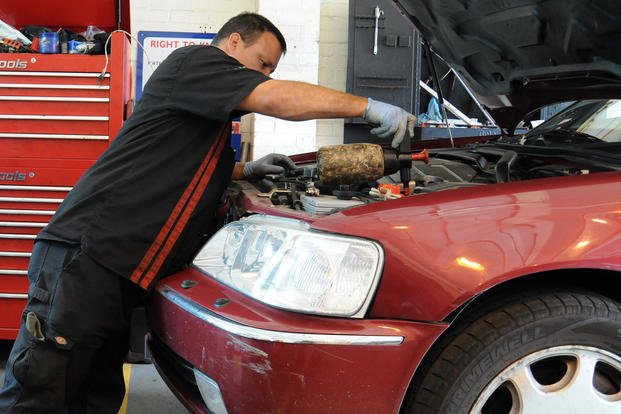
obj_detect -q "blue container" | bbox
[39,32,59,54]
[67,40,95,54]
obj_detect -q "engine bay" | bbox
[238,139,621,217]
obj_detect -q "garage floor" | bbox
[0,341,189,413]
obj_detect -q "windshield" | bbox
[528,99,621,143]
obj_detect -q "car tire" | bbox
[404,290,621,414]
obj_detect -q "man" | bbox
[0,12,416,413]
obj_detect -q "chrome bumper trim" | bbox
[194,369,228,414]
[161,288,404,346]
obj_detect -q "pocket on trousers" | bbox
[27,244,82,310]
[12,328,69,389]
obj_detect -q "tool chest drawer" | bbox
[0,28,132,338]
[0,33,130,159]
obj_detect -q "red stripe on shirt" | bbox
[130,126,229,286]
[137,133,228,288]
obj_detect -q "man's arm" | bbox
[236,79,368,120]
[232,163,245,180]
[232,80,365,180]
[237,79,416,148]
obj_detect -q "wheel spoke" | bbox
[505,351,621,414]
[566,353,598,396]
[559,352,620,413]
[510,364,553,413]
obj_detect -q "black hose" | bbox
[290,190,303,211]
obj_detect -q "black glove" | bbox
[243,153,296,178]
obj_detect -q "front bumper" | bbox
[148,268,447,414]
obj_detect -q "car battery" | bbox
[0,0,132,339]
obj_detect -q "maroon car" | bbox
[147,1,621,413]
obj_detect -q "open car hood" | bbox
[394,0,621,130]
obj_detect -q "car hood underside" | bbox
[394,0,621,130]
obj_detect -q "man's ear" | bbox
[227,32,243,51]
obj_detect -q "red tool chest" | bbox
[0,0,132,338]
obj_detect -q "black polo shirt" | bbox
[38,45,270,289]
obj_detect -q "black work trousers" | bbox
[0,240,146,413]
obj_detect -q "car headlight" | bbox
[193,215,384,317]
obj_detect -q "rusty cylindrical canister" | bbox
[317,143,385,184]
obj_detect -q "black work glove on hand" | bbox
[363,97,417,148]
[243,153,297,179]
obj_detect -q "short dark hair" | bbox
[212,12,287,55]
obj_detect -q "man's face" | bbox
[227,31,282,76]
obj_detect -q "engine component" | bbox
[316,143,429,193]
[305,182,321,196]
[317,143,385,184]
[300,194,364,214]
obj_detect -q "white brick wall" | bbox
[130,0,350,158]
[252,0,320,159]
[131,0,256,33]
[317,0,349,148]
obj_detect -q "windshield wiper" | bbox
[525,127,602,146]
[487,141,621,170]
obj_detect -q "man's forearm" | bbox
[232,162,245,180]
[237,79,368,121]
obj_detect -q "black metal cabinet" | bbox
[346,0,422,122]
[345,0,502,147]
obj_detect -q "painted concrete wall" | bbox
[130,0,349,159]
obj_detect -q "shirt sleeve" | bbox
[166,46,270,122]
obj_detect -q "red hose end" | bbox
[411,149,429,163]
